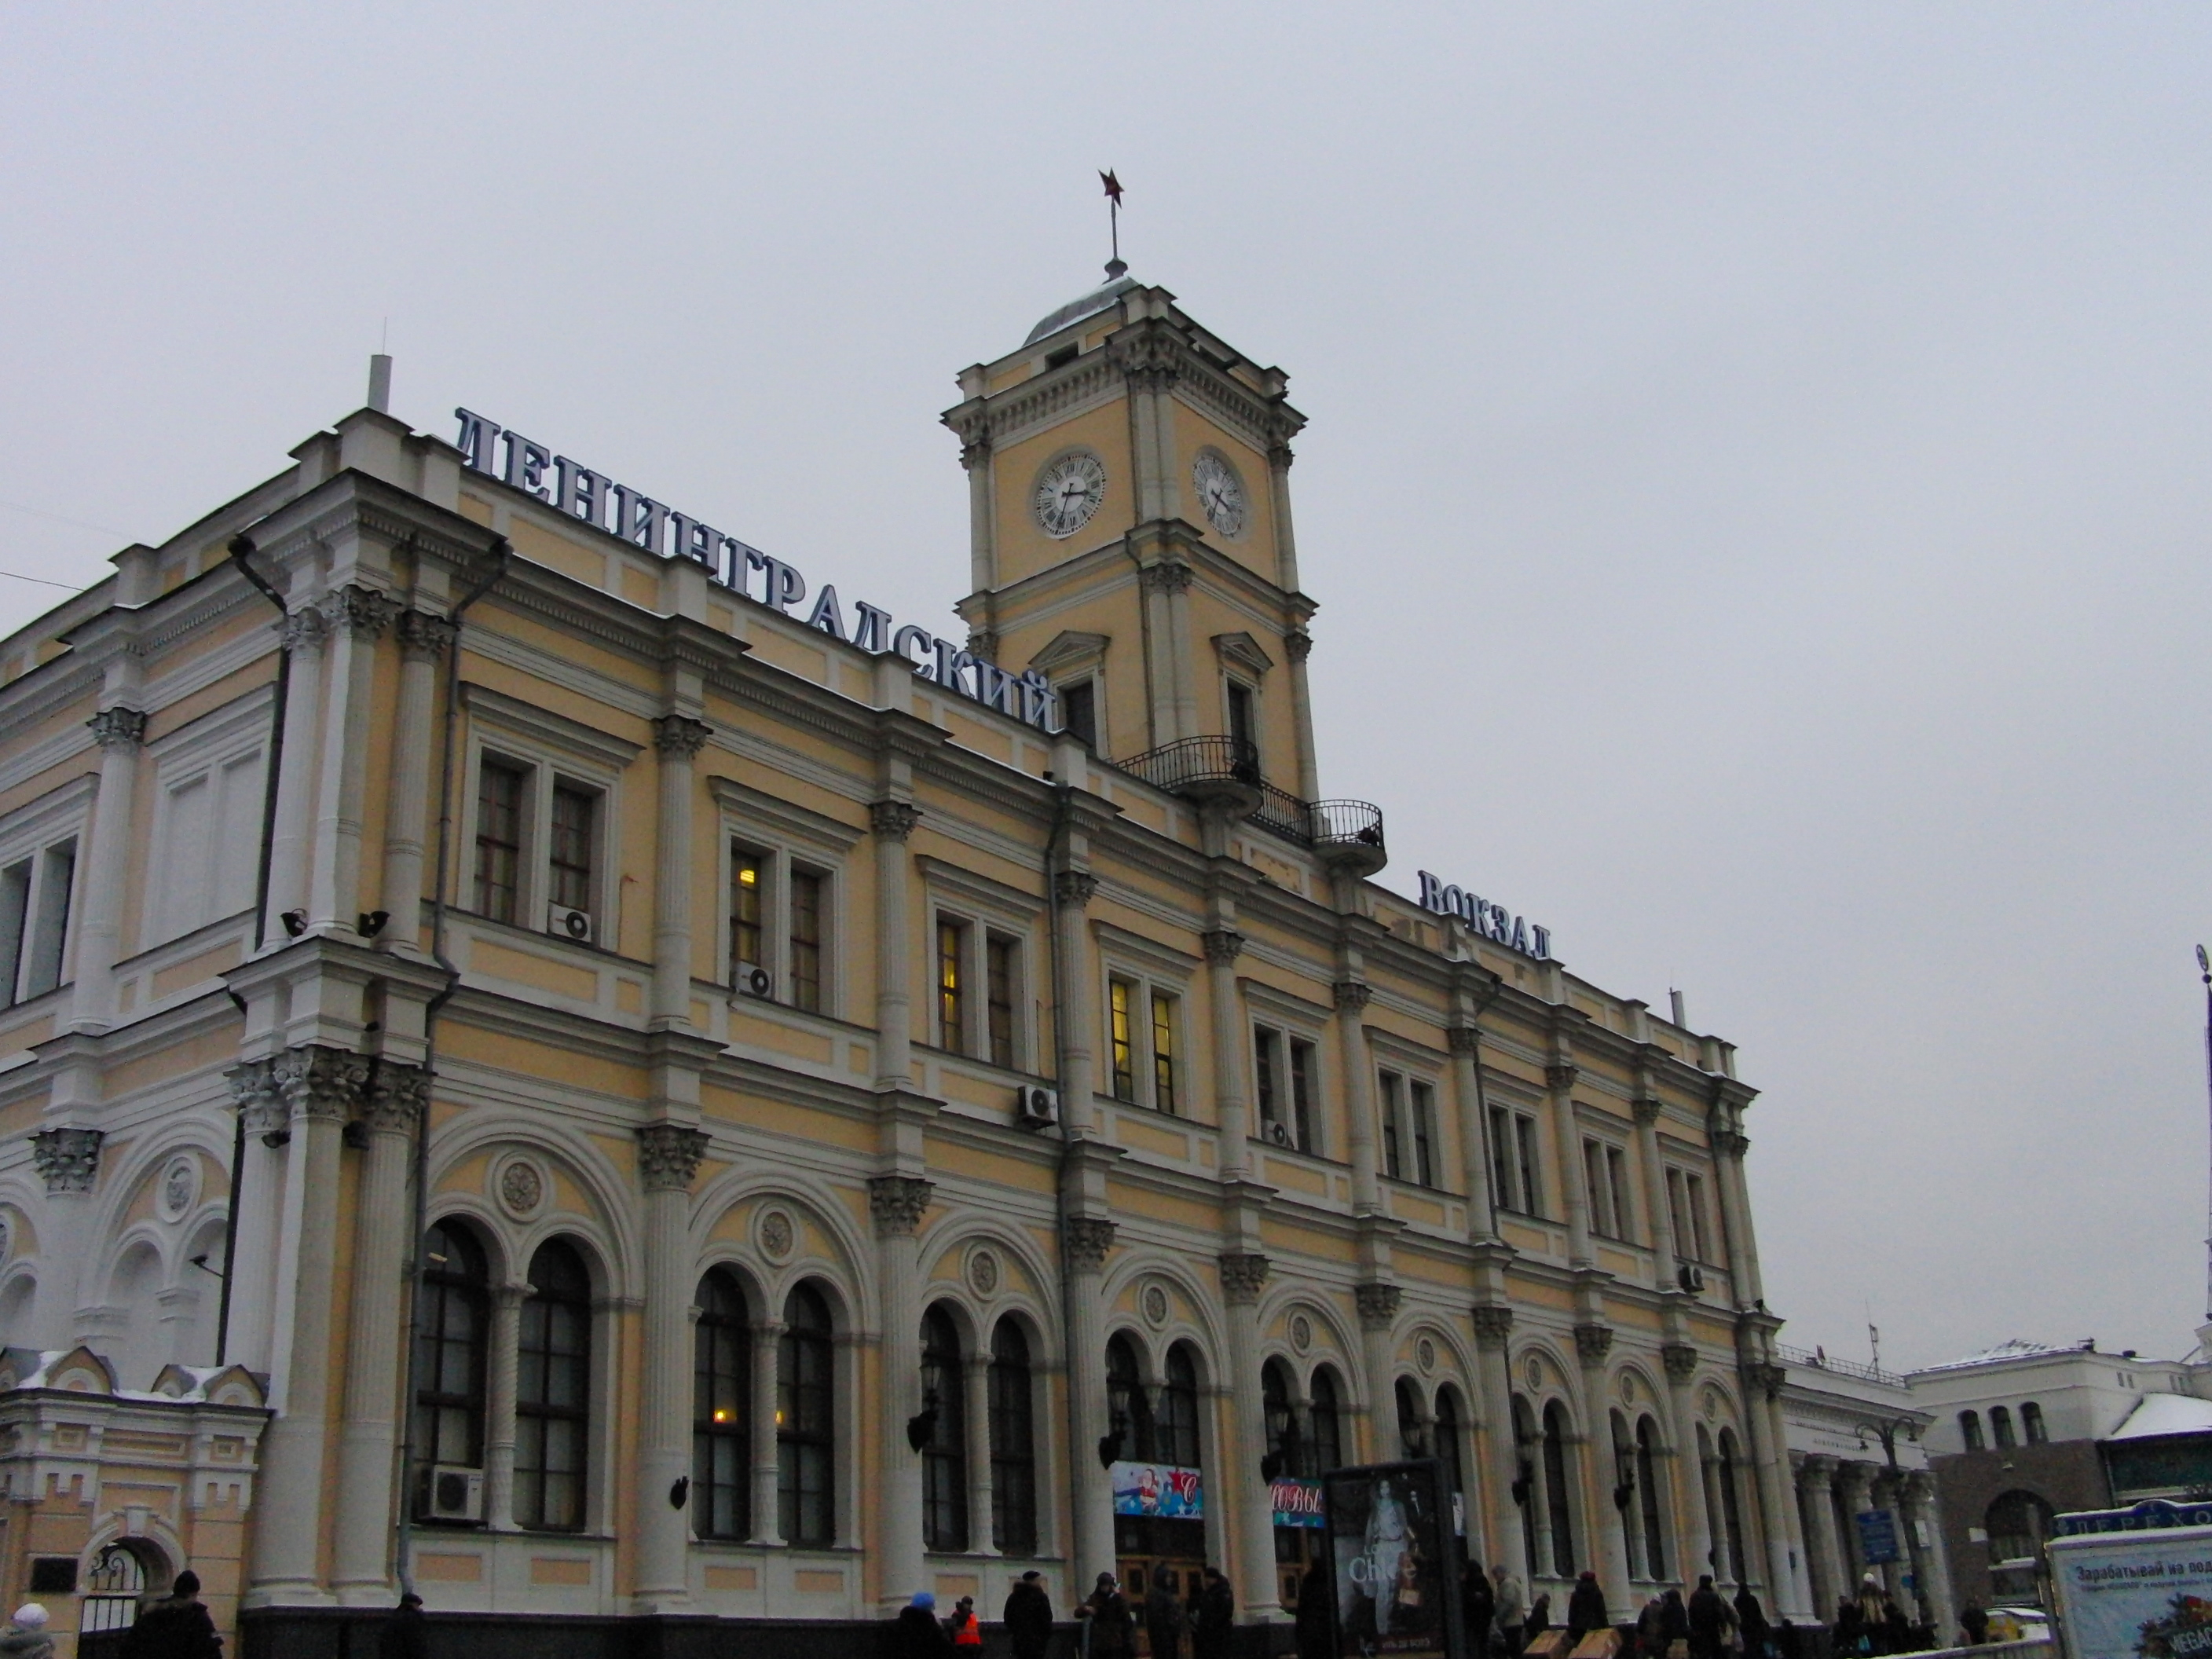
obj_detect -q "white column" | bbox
[308,587,394,932]
[1474,1308,1530,1582]
[1632,1100,1679,1290]
[1221,1252,1279,1621]
[333,1064,430,1602]
[71,708,147,1031]
[872,1174,933,1610]
[1741,1361,1811,1615]
[749,1317,786,1545]
[964,1352,998,1557]
[1577,1327,1633,1605]
[634,1122,709,1611]
[871,801,921,1090]
[266,607,325,925]
[1661,1346,1713,1585]
[1906,1471,1954,1631]
[650,716,709,1027]
[482,1283,525,1530]
[1204,930,1251,1174]
[1064,1217,1118,1586]
[1450,1028,1498,1243]
[26,1129,104,1350]
[248,1046,372,1606]
[1355,1284,1401,1462]
[378,613,452,948]
[221,1066,290,1371]
[1335,983,1379,1214]
[1548,1062,1594,1268]
[1800,1456,1845,1621]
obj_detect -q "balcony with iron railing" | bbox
[1114,736,1386,873]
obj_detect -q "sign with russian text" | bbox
[2063,1502,2212,1537]
[1273,1476,1324,1529]
[2049,1523,2212,1659]
[1111,1460,1203,1519]
[1856,1507,1902,1566]
[1415,873,1551,960]
[1321,1459,1465,1659]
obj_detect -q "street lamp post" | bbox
[1855,1414,1925,1625]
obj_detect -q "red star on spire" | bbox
[1100,170,1123,203]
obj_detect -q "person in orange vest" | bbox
[948,1595,983,1649]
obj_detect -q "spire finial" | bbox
[1100,170,1126,280]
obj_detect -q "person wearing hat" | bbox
[948,1594,983,1648]
[379,1591,428,1659]
[0,1604,52,1659]
[895,1590,954,1657]
[1003,1569,1055,1659]
[1075,1571,1135,1657]
[119,1569,219,1659]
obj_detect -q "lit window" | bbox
[1109,980,1136,1101]
[693,1269,752,1541]
[938,919,968,1051]
[730,847,764,975]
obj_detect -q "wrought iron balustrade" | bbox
[1114,738,1385,864]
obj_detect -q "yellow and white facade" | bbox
[0,273,1812,1654]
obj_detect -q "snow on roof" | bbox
[1912,1339,2095,1375]
[2109,1393,2212,1441]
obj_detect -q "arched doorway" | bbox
[79,1538,165,1636]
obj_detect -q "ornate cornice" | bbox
[1201,928,1245,966]
[30,1127,102,1195]
[870,800,923,842]
[637,1122,710,1192]
[1573,1322,1614,1365]
[867,1174,934,1238]
[1354,1281,1401,1331]
[1218,1251,1270,1305]
[651,714,712,757]
[1063,1215,1117,1272]
[86,706,148,751]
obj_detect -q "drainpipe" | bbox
[394,538,510,1599]
[1043,780,1087,1580]
[213,533,291,1365]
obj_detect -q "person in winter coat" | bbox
[1567,1571,1609,1642]
[1524,1591,1554,1650]
[1493,1567,1528,1653]
[377,1594,428,1659]
[1856,1577,1888,1654]
[1733,1587,1771,1659]
[1661,1588,1692,1657]
[1463,1562,1497,1653]
[1686,1576,1732,1659]
[1833,1598,1866,1656]
[1193,1568,1235,1659]
[1881,1599,1911,1656]
[1004,1571,1055,1659]
[895,1591,954,1659]
[0,1606,52,1659]
[1144,1574,1188,1659]
[947,1595,983,1649]
[1638,1594,1668,1658]
[119,1569,222,1659]
[1079,1573,1137,1659]
[1960,1604,1989,1647]
[1296,1561,1335,1659]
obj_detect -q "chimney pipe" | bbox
[367,353,393,413]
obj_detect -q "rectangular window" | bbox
[731,847,764,974]
[1062,679,1098,750]
[474,759,526,925]
[1379,1071,1404,1181]
[1489,1105,1515,1212]
[1109,979,1136,1101]
[1254,1026,1281,1134]
[1584,1140,1612,1236]
[0,860,30,1009]
[1227,681,1256,764]
[986,933,1016,1068]
[1514,1114,1544,1218]
[1411,1080,1437,1188]
[1289,1038,1316,1153]
[1150,990,1177,1114]
[24,840,74,1000]
[548,783,596,915]
[938,918,967,1052]
[1685,1173,1712,1262]
[1606,1145,1633,1243]
[788,868,823,1013]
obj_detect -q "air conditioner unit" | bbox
[1016,1085,1059,1129]
[548,905,595,943]
[1677,1262,1705,1294]
[1268,1121,1293,1148]
[735,963,774,1000]
[427,1465,485,1523]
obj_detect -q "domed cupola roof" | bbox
[1023,262,1138,347]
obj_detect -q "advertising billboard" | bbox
[1320,1459,1465,1659]
[2048,1522,2212,1659]
[1109,1460,1203,1519]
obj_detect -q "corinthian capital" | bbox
[1053,870,1097,910]
[652,714,712,757]
[1137,562,1194,597]
[1545,1064,1578,1093]
[1573,1322,1614,1365]
[1355,1282,1401,1331]
[868,1174,934,1238]
[1063,1215,1117,1272]
[30,1127,103,1195]
[270,1045,374,1124]
[1218,1251,1270,1304]
[316,584,398,640]
[1470,1304,1514,1350]
[396,610,458,658]
[638,1122,710,1192]
[870,800,923,841]
[87,706,148,751]
[1284,629,1313,663]
[1201,928,1245,966]
[362,1064,431,1136]
[1333,980,1372,1014]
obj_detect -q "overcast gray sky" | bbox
[5,4,2207,1372]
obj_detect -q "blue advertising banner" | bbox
[1111,1460,1203,1519]
[1857,1507,1902,1566]
[2058,1500,2212,1536]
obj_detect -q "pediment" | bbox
[1211,632,1275,678]
[1026,630,1110,677]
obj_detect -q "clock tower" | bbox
[942,270,1328,811]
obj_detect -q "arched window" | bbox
[1435,1386,1467,1504]
[1309,1366,1345,1475]
[2021,1401,2047,1445]
[778,1283,835,1546]
[1397,1378,1430,1459]
[1107,1335,1155,1462]
[1264,1359,1301,1476]
[693,1268,752,1542]
[79,1540,158,1635]
[1990,1405,2016,1448]
[921,1305,969,1552]
[1635,1416,1667,1581]
[1716,1430,1749,1585]
[1958,1410,1985,1451]
[1542,1401,1576,1579]
[1159,1342,1202,1467]
[989,1319,1037,1555]
[516,1239,591,1530]
[413,1220,489,1518]
[1986,1489,2056,1564]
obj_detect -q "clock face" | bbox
[1035,452,1107,538]
[1192,450,1247,537]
